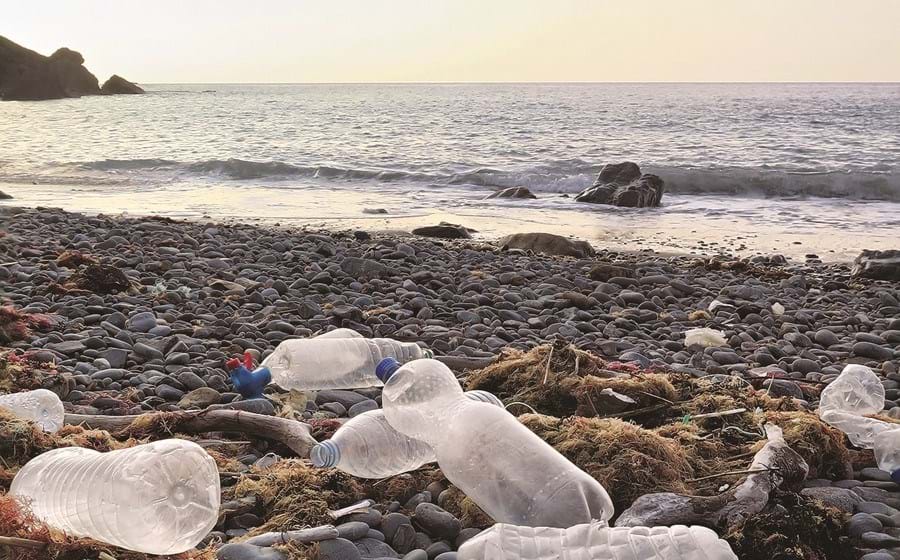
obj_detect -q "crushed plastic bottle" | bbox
[0,389,65,432]
[378,357,614,527]
[458,521,738,560]
[875,429,900,484]
[771,302,785,316]
[311,390,504,478]
[818,364,885,415]
[817,364,890,448]
[10,439,220,555]
[684,327,727,348]
[260,337,432,391]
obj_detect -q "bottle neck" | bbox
[310,440,341,468]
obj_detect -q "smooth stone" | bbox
[102,348,129,369]
[434,554,458,560]
[316,390,370,408]
[355,537,399,558]
[349,399,380,417]
[319,538,363,560]
[216,543,286,560]
[863,468,895,482]
[854,342,895,361]
[337,521,372,541]
[851,513,885,538]
[861,532,900,548]
[800,487,863,513]
[402,551,428,560]
[90,368,127,381]
[860,502,900,517]
[381,513,411,541]
[178,387,221,409]
[413,503,460,539]
[127,311,157,332]
[425,542,452,560]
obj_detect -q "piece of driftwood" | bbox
[616,423,809,530]
[65,410,317,457]
[244,525,339,547]
[435,355,495,371]
[0,536,46,550]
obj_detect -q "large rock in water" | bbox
[101,74,144,94]
[411,223,472,239]
[852,250,900,281]
[485,186,537,200]
[499,232,595,258]
[575,162,665,208]
[0,36,130,101]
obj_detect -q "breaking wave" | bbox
[58,158,900,201]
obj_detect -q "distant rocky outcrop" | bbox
[0,36,142,101]
[0,190,12,200]
[851,250,900,281]
[101,74,144,95]
[575,162,665,208]
[486,186,537,200]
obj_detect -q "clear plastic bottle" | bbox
[262,337,432,390]
[874,429,900,483]
[0,389,65,433]
[818,408,895,449]
[311,390,504,478]
[316,328,365,339]
[378,358,614,527]
[458,521,738,560]
[10,439,220,555]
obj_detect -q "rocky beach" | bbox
[0,204,899,559]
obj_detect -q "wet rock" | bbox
[574,163,664,208]
[854,341,895,361]
[852,250,900,281]
[100,74,144,94]
[412,224,471,240]
[800,486,862,513]
[499,232,594,258]
[337,521,372,541]
[178,387,221,409]
[319,538,362,560]
[485,187,537,199]
[850,513,884,537]
[413,503,460,539]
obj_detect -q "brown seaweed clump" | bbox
[230,460,366,536]
[767,411,852,480]
[66,263,134,294]
[55,250,98,268]
[436,485,495,529]
[466,343,676,417]
[519,414,693,511]
[724,492,853,560]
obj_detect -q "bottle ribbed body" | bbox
[313,390,504,478]
[382,359,614,527]
[0,389,65,432]
[316,328,365,339]
[263,338,428,390]
[875,429,900,474]
[10,439,220,555]
[458,522,738,560]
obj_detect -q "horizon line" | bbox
[138,80,900,85]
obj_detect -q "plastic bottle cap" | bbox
[376,357,401,382]
[310,440,340,468]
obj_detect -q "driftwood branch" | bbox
[0,536,46,550]
[616,424,809,530]
[244,525,339,547]
[435,355,495,372]
[65,409,317,457]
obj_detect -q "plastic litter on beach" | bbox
[683,327,728,348]
[378,356,615,527]
[9,439,220,555]
[457,521,738,560]
[0,389,64,432]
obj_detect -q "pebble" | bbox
[850,513,885,537]
[216,543,286,560]
[318,538,362,560]
[413,503,461,539]
[336,521,371,541]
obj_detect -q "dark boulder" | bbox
[499,232,595,258]
[485,186,537,200]
[1,36,103,100]
[411,223,472,239]
[575,162,665,208]
[101,74,144,95]
[852,250,900,281]
[0,190,12,199]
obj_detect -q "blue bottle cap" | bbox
[376,357,401,382]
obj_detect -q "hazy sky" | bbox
[7,0,900,83]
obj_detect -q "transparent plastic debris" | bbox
[316,328,365,339]
[708,299,726,312]
[0,389,65,432]
[311,390,504,478]
[457,521,738,560]
[818,364,885,415]
[379,358,613,527]
[684,327,728,348]
[261,337,432,390]
[10,439,220,555]
[818,408,895,449]
[874,429,900,483]
[817,364,890,448]
[771,302,785,316]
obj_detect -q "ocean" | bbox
[1,83,898,259]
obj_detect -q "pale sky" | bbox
[6,0,900,83]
